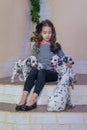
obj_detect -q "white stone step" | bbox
[0,111,87,130]
[0,84,87,105]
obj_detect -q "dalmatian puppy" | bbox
[50,55,76,85]
[11,55,38,83]
[47,69,74,111]
[50,55,67,77]
[47,55,76,111]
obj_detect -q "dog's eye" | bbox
[69,58,72,61]
[32,60,35,63]
[54,59,57,61]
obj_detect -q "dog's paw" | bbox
[11,80,14,83]
[18,75,24,81]
[68,104,75,108]
[11,78,14,83]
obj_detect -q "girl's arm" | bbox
[56,43,72,68]
[50,42,65,58]
[57,48,65,58]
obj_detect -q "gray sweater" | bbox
[38,44,64,69]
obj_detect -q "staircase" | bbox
[0,74,87,130]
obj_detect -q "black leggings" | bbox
[24,67,58,95]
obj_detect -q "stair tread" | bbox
[0,103,87,112]
[0,74,87,85]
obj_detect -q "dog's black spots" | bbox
[54,95,58,97]
[63,84,66,87]
[58,107,62,110]
[72,61,74,64]
[63,57,68,63]
[61,102,64,105]
[59,92,62,94]
[58,76,61,80]
[32,60,35,63]
[26,59,30,66]
[17,63,21,68]
[61,97,64,101]
[58,59,63,66]
[64,90,66,92]
[69,58,72,61]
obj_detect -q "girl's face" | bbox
[40,26,52,42]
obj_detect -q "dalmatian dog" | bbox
[47,55,76,111]
[47,69,74,111]
[50,55,76,85]
[11,55,38,83]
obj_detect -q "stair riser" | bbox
[0,112,87,130]
[0,85,87,105]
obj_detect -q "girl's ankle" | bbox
[18,99,27,105]
[26,93,38,106]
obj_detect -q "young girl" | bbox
[15,19,65,111]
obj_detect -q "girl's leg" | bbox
[45,70,58,82]
[22,70,58,111]
[18,91,29,105]
[34,69,46,95]
[24,67,38,92]
[17,67,38,105]
[26,69,46,106]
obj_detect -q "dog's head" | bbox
[63,55,74,65]
[27,55,38,67]
[50,55,59,67]
[51,55,63,67]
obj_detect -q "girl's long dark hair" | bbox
[34,19,58,49]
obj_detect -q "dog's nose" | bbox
[51,62,53,65]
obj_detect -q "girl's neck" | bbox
[40,41,50,44]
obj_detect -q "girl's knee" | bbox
[39,69,45,73]
[30,67,38,75]
[38,69,46,76]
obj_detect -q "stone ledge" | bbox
[0,84,87,105]
[0,110,87,130]
[0,103,87,112]
[0,74,87,85]
[0,104,87,130]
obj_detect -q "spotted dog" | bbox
[50,55,76,85]
[47,55,76,111]
[11,55,38,83]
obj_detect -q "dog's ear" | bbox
[26,58,31,66]
[63,56,68,63]
[69,58,74,65]
[58,59,63,66]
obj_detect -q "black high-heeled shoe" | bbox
[22,103,37,111]
[15,104,26,111]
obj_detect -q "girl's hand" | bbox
[66,63,72,68]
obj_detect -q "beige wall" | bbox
[0,0,29,77]
[48,0,87,61]
[0,0,28,63]
[0,0,87,77]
